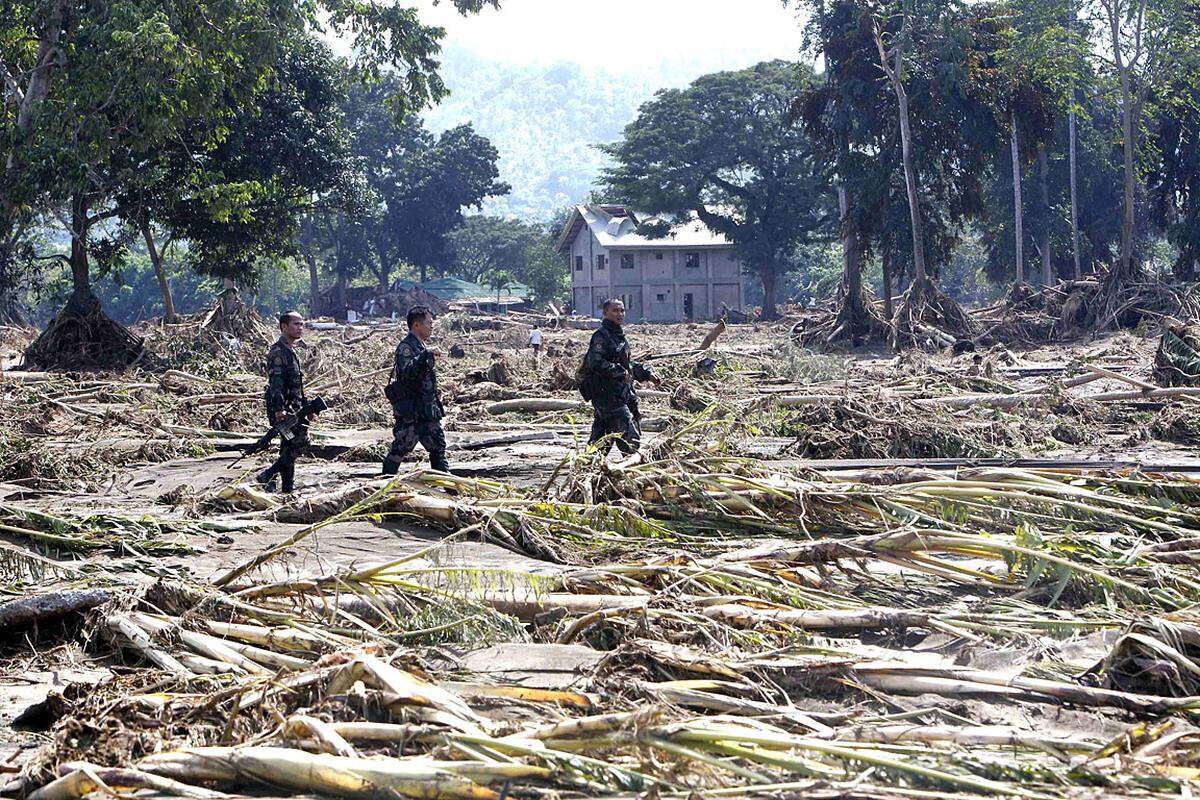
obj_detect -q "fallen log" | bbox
[31,763,228,800]
[486,398,588,415]
[459,431,558,451]
[0,588,116,630]
[1090,386,1200,402]
[1086,363,1159,392]
[478,591,647,621]
[770,394,844,408]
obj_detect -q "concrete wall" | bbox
[568,227,611,316]
[567,228,743,321]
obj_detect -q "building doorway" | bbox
[683,293,694,320]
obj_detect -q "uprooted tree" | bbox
[600,60,837,321]
[1,0,499,370]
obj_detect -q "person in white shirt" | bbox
[529,324,543,368]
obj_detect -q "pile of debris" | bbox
[10,430,1200,798]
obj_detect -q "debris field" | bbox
[7,307,1200,799]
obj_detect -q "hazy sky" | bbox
[413,0,808,73]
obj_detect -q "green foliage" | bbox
[798,0,1011,291]
[0,0,498,318]
[446,216,568,305]
[308,79,510,295]
[1150,74,1200,278]
[147,38,355,284]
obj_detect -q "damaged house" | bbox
[555,204,745,322]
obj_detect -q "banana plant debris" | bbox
[9,309,1200,799]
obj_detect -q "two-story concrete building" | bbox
[554,204,744,322]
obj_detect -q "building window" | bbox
[596,254,606,269]
[575,256,583,271]
[685,252,700,269]
[620,253,634,269]
[656,293,666,302]
[655,252,664,260]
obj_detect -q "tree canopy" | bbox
[601,60,837,319]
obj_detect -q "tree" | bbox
[1004,0,1081,287]
[446,216,569,305]
[1087,0,1200,280]
[601,61,836,320]
[796,0,891,342]
[800,0,1010,342]
[1149,73,1200,278]
[482,268,515,311]
[331,80,508,289]
[117,39,354,322]
[979,77,1124,284]
[0,0,498,367]
[380,124,510,283]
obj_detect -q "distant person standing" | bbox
[257,311,318,493]
[382,306,449,475]
[529,324,543,368]
[581,298,660,455]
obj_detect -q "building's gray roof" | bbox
[554,204,733,254]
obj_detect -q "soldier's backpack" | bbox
[574,354,594,401]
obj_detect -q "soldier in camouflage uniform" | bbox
[382,306,449,475]
[257,311,316,493]
[585,298,660,455]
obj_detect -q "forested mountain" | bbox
[422,46,752,221]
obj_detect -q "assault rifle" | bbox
[232,396,329,465]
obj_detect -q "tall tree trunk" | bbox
[836,183,867,332]
[1109,11,1138,278]
[220,277,239,319]
[304,249,320,316]
[1069,103,1082,279]
[894,82,927,285]
[882,245,894,321]
[760,265,779,321]
[66,193,93,313]
[141,223,177,323]
[1039,147,1053,286]
[874,30,927,285]
[1011,113,1025,285]
[373,240,391,292]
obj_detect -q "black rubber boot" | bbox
[255,465,279,491]
[279,460,295,494]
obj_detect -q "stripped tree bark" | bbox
[1039,147,1053,285]
[1011,114,1025,284]
[873,18,927,287]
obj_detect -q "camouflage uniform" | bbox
[383,332,449,474]
[258,336,308,492]
[585,318,654,455]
